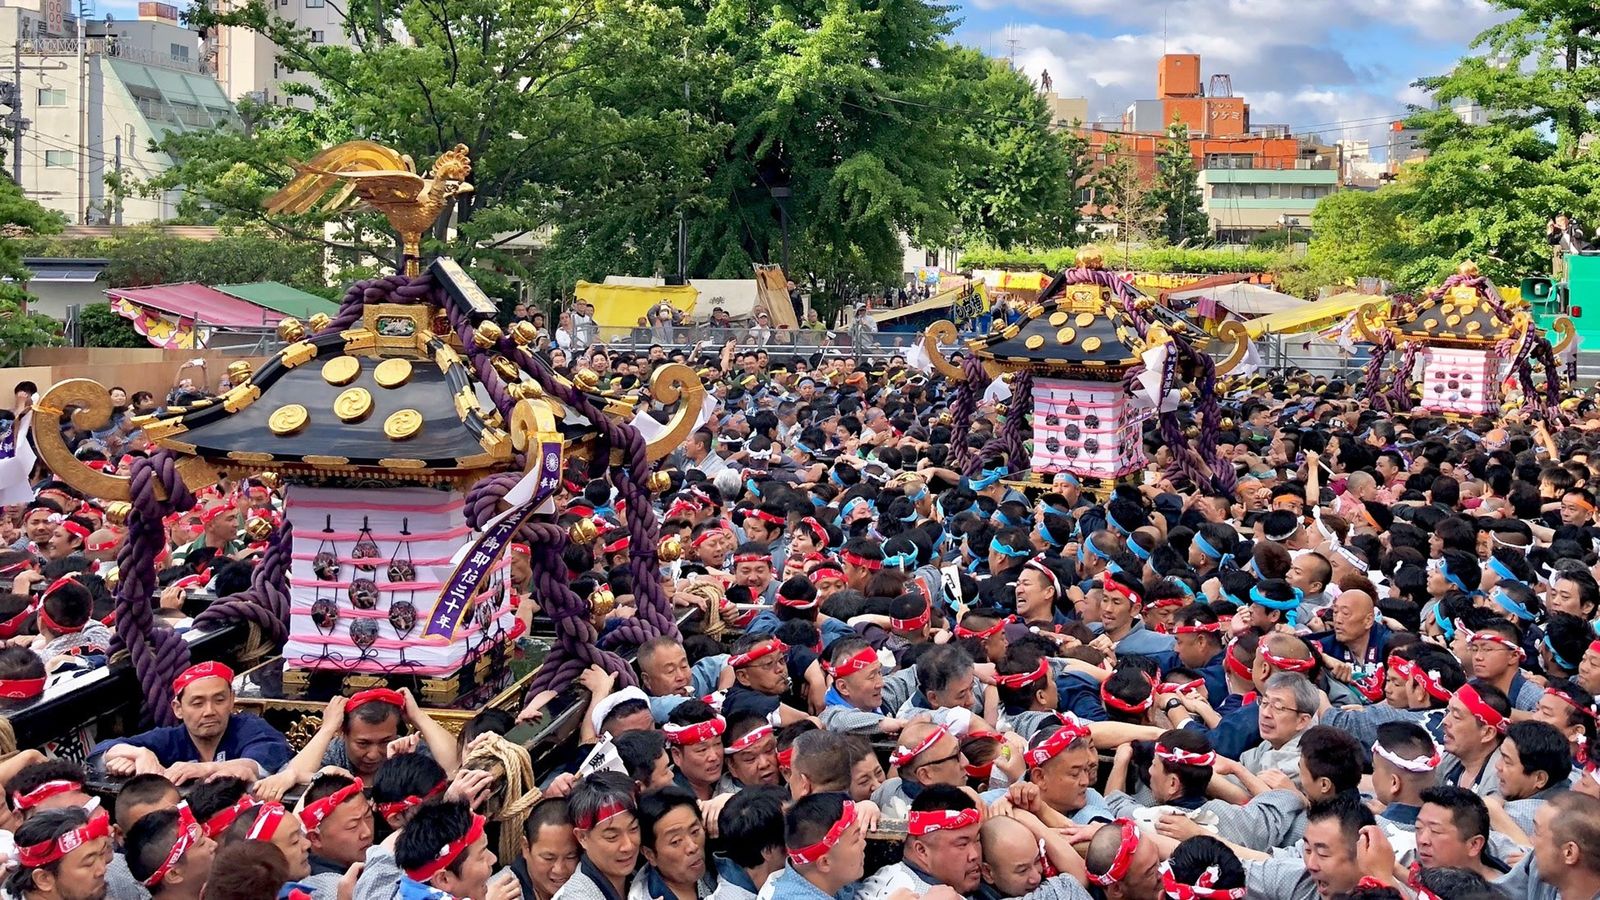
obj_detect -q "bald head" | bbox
[85,529,118,560]
[982,817,1043,896]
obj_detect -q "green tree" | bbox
[76,303,148,348]
[0,176,67,361]
[1091,139,1161,268]
[1148,120,1210,246]
[939,50,1071,250]
[1415,0,1600,158]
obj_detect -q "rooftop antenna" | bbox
[1005,26,1020,67]
[1163,2,1169,54]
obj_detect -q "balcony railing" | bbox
[20,35,210,74]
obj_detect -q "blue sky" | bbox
[950,0,1508,149]
[97,0,1502,152]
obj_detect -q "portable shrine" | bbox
[30,142,703,725]
[925,250,1249,496]
[1357,261,1573,418]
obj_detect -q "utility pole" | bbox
[76,0,87,223]
[112,132,121,225]
[7,42,23,183]
[676,38,688,284]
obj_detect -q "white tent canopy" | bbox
[1168,282,1310,318]
[603,276,761,320]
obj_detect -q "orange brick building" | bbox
[1081,54,1305,180]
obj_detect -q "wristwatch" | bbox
[1163,699,1185,713]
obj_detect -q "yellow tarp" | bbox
[1243,292,1389,340]
[971,269,1050,293]
[575,281,701,329]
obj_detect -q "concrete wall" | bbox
[11,346,266,397]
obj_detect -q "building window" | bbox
[170,42,190,59]
[310,29,325,42]
[306,0,325,7]
[36,88,66,106]
[44,150,73,167]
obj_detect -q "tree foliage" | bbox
[1302,2,1600,293]
[940,49,1078,250]
[76,303,149,349]
[0,175,67,359]
[143,0,1069,306]
[15,228,325,289]
[1148,120,1210,246]
[1091,139,1163,269]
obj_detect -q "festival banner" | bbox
[109,296,204,350]
[422,435,564,640]
[1,413,39,506]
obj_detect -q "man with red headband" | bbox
[358,800,509,900]
[23,575,111,665]
[95,661,291,783]
[19,500,64,553]
[1443,681,1512,797]
[819,637,909,735]
[6,805,112,900]
[297,772,373,876]
[265,688,460,797]
[765,792,871,900]
[719,634,811,726]
[169,503,241,571]
[730,541,779,604]
[872,722,968,819]
[123,801,216,900]
[41,515,91,563]
[859,785,983,900]
[1096,572,1174,659]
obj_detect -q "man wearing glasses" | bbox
[1241,674,1320,785]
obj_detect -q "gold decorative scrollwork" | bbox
[1214,321,1251,376]
[1553,316,1577,355]
[643,363,706,463]
[1354,301,1391,344]
[923,320,966,381]
[34,380,138,501]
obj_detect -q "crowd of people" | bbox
[8,315,1600,900]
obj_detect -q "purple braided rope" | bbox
[112,453,198,727]
[1363,331,1394,411]
[191,524,292,645]
[464,476,641,696]
[497,341,678,641]
[1388,342,1422,411]
[952,355,991,474]
[1001,371,1033,466]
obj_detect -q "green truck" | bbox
[1523,254,1600,351]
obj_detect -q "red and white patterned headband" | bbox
[663,716,727,746]
[890,725,951,768]
[1154,743,1217,768]
[1025,716,1093,767]
[729,639,787,668]
[726,724,773,755]
[786,801,855,866]
[906,806,980,836]
[1370,740,1440,773]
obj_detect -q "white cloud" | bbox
[965,1,1509,147]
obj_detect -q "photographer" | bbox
[1547,212,1589,277]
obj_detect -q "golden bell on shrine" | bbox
[574,369,600,391]
[277,318,307,343]
[589,588,617,618]
[569,518,599,545]
[474,321,503,349]
[509,321,539,346]
[256,472,281,490]
[104,501,131,527]
[647,471,673,493]
[244,515,274,541]
[491,357,521,383]
[226,360,253,384]
[308,313,332,333]
[658,536,684,563]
